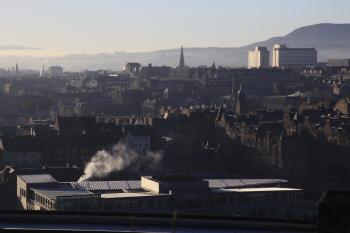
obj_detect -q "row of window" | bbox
[209,193,297,206]
[35,193,54,210]
[20,188,26,198]
[54,148,91,154]
[242,207,317,221]
[102,198,168,211]
[132,143,150,149]
[101,193,298,212]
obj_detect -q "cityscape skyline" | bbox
[1,1,350,228]
[0,0,350,56]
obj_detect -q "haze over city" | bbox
[2,0,350,231]
[1,0,350,56]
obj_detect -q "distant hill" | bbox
[246,23,350,62]
[0,23,350,70]
[0,45,42,51]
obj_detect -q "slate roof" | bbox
[55,116,98,135]
[0,136,41,152]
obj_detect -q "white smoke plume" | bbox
[78,143,162,182]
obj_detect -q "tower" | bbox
[40,64,45,77]
[209,62,217,78]
[231,76,236,102]
[179,46,185,68]
[15,63,19,74]
[231,76,239,102]
[235,85,246,114]
[176,46,188,79]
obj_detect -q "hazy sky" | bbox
[0,0,349,55]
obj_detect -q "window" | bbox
[20,188,26,198]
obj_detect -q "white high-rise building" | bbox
[248,47,269,68]
[272,44,317,67]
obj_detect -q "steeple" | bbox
[179,46,185,68]
[15,63,19,74]
[175,46,188,79]
[231,77,235,102]
[235,84,246,114]
[40,64,45,77]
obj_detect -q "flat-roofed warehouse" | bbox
[17,174,99,211]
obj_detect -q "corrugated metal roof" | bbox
[101,192,164,199]
[108,181,129,190]
[128,180,141,189]
[221,179,244,187]
[71,182,90,190]
[212,187,302,193]
[19,174,57,184]
[70,180,141,191]
[240,179,287,186]
[205,179,287,189]
[89,181,109,190]
[205,179,226,188]
[69,179,287,191]
[32,184,95,200]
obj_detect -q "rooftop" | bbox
[149,174,200,183]
[32,184,96,200]
[1,136,41,152]
[55,116,98,135]
[204,179,288,189]
[101,191,167,199]
[19,174,58,184]
[70,179,288,191]
[213,187,302,193]
[70,180,141,191]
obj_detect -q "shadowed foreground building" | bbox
[17,174,99,211]
[16,173,316,220]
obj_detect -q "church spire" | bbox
[179,46,185,68]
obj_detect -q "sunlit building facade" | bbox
[248,47,270,68]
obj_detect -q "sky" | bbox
[0,0,349,56]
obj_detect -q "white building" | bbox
[17,174,98,211]
[47,66,64,77]
[327,58,350,68]
[123,62,141,73]
[272,44,317,68]
[248,47,270,68]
